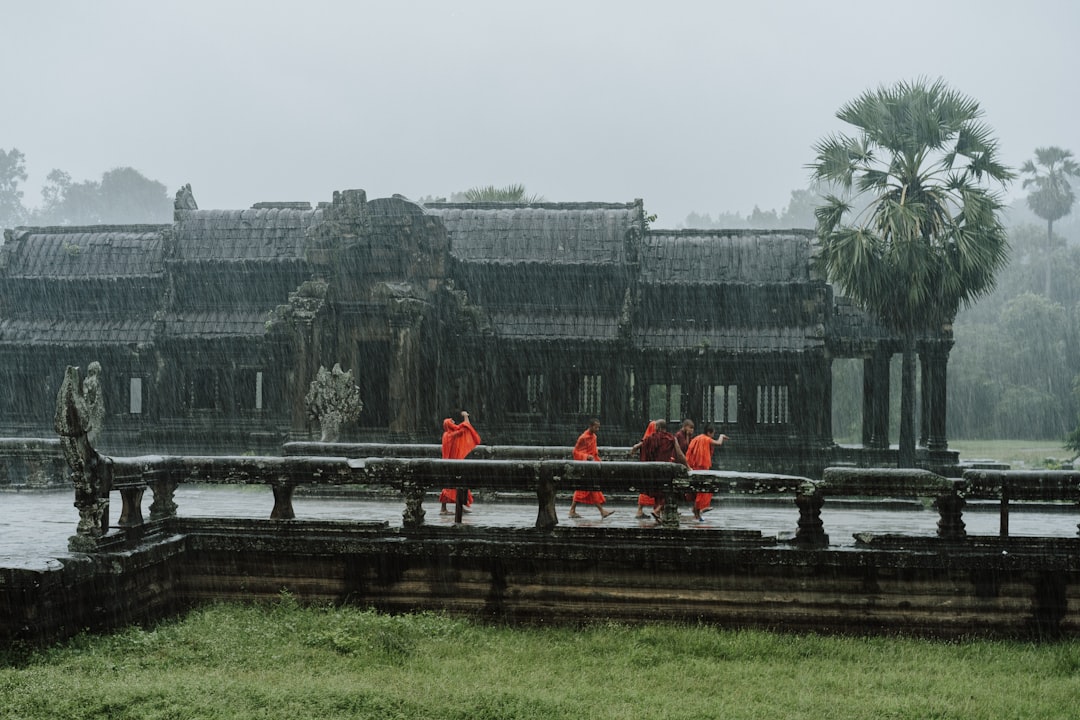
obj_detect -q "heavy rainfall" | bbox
[1,2,1080,717]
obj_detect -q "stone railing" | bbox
[67,453,1080,554]
[94,454,698,545]
[963,469,1080,539]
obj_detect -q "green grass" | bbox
[2,598,1079,719]
[948,439,1073,469]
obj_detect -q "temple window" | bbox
[756,384,790,425]
[578,374,602,416]
[526,373,545,414]
[129,378,143,414]
[703,384,738,424]
[648,383,682,422]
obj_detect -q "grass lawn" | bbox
[2,600,1079,720]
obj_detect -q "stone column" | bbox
[919,352,930,447]
[864,350,890,449]
[924,343,950,451]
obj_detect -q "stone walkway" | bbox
[2,486,1077,566]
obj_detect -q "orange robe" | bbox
[439,418,480,506]
[571,429,604,505]
[637,421,658,507]
[686,433,715,511]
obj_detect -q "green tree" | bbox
[809,78,1012,466]
[0,147,29,230]
[1020,146,1079,297]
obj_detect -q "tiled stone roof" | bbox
[3,227,166,278]
[636,324,825,352]
[427,203,639,264]
[0,318,156,346]
[173,207,322,262]
[161,311,269,338]
[487,311,621,341]
[642,230,817,284]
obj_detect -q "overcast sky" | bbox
[3,0,1077,226]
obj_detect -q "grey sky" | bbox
[3,0,1077,226]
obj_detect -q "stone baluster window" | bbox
[704,384,738,424]
[578,374,602,416]
[756,384,790,425]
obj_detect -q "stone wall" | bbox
[3,519,1078,646]
[0,438,66,489]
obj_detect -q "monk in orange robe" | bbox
[686,424,729,521]
[636,419,688,520]
[568,418,614,519]
[630,420,658,518]
[439,410,481,514]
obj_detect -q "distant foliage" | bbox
[683,186,823,229]
[1021,146,1079,296]
[35,166,172,225]
[0,147,28,230]
[458,184,544,203]
[304,363,364,443]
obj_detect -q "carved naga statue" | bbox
[55,365,109,551]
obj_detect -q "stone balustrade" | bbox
[74,452,1080,554]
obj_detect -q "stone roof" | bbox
[162,311,269,338]
[487,310,621,342]
[0,318,156,346]
[642,230,817,284]
[172,207,322,262]
[426,202,641,264]
[635,325,825,353]
[2,227,166,278]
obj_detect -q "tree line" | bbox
[0,148,172,229]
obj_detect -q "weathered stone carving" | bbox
[82,361,105,446]
[174,183,198,211]
[304,363,364,442]
[54,365,109,552]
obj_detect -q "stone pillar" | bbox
[387,299,426,437]
[865,350,890,449]
[925,344,950,451]
[861,357,873,447]
[919,352,930,448]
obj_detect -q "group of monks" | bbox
[438,411,729,522]
[629,418,729,521]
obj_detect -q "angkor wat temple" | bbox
[0,187,957,475]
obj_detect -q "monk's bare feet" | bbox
[600,509,614,518]
[634,511,645,519]
[440,509,451,515]
[568,512,582,518]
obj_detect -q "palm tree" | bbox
[461,184,544,203]
[1021,146,1079,297]
[809,78,1012,467]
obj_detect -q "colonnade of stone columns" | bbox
[860,341,951,451]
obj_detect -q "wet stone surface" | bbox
[1,486,1077,563]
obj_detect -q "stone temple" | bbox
[0,186,956,475]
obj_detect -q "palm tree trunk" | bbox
[898,330,917,468]
[1045,218,1054,297]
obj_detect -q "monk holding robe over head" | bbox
[439,410,481,514]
